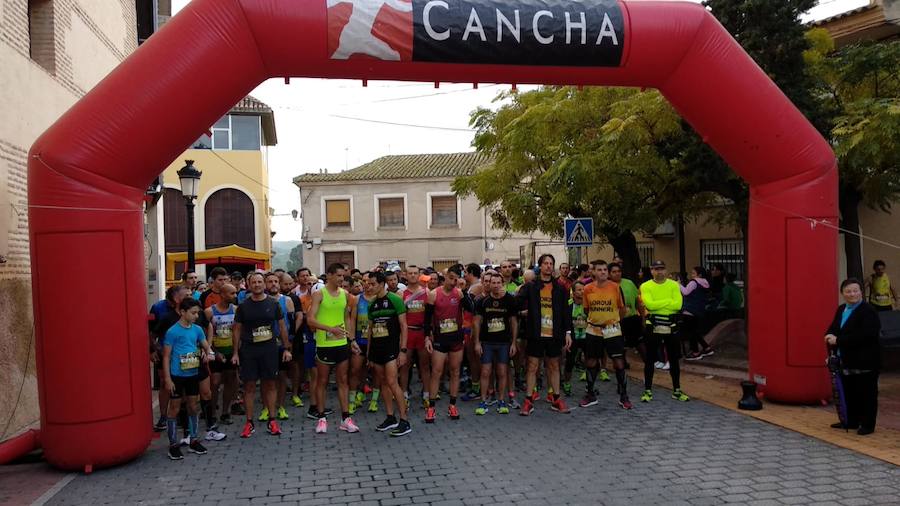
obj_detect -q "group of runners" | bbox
[149,254,710,461]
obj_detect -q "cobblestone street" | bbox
[45,380,900,506]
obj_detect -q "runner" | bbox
[401,266,432,409]
[307,263,360,434]
[204,283,238,432]
[364,271,413,436]
[280,272,305,408]
[557,263,573,294]
[231,272,292,438]
[517,254,572,415]
[181,270,199,291]
[472,273,518,415]
[162,297,213,460]
[149,285,190,431]
[562,281,587,397]
[259,272,296,422]
[199,267,229,309]
[460,263,484,402]
[423,264,472,423]
[385,269,406,294]
[639,260,689,402]
[608,262,644,356]
[580,260,631,410]
[231,271,248,303]
[867,260,897,311]
[349,272,374,415]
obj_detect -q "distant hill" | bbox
[271,240,301,270]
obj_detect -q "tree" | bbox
[805,35,900,279]
[454,86,709,278]
[285,243,304,273]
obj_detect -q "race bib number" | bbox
[215,324,232,339]
[653,324,672,335]
[326,325,345,341]
[602,322,622,339]
[179,352,200,370]
[540,315,553,338]
[212,336,232,349]
[372,321,389,338]
[407,299,424,312]
[439,319,459,334]
[874,293,890,303]
[487,318,506,333]
[252,326,273,343]
[358,317,369,335]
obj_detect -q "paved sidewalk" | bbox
[42,378,900,506]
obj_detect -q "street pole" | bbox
[186,198,196,272]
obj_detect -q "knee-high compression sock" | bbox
[644,360,654,391]
[178,407,188,438]
[166,418,178,446]
[372,389,380,402]
[201,400,215,429]
[670,360,681,390]
[188,413,199,440]
[586,366,598,395]
[616,369,627,396]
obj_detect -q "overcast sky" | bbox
[170,0,867,241]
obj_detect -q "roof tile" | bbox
[293,152,490,183]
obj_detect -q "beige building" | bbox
[0,1,166,441]
[294,153,565,273]
[145,95,277,300]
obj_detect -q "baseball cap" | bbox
[650,260,666,269]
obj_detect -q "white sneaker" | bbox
[662,362,670,371]
[205,430,227,441]
[654,361,665,369]
[315,417,327,434]
[179,436,190,446]
[339,417,360,433]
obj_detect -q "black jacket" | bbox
[826,302,881,371]
[517,277,572,341]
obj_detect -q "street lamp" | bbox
[177,160,202,271]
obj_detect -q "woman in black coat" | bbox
[824,278,881,435]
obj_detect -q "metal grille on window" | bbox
[431,260,459,273]
[378,198,404,227]
[701,239,745,281]
[637,243,655,269]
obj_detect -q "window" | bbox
[431,260,459,273]
[324,251,355,270]
[637,243,655,269]
[192,115,261,151]
[325,199,351,227]
[205,188,255,250]
[28,0,55,74]
[430,195,458,227]
[377,196,405,228]
[701,239,745,281]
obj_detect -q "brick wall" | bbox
[0,0,139,438]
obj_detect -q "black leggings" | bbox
[642,333,681,390]
[681,314,710,353]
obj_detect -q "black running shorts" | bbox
[316,344,350,366]
[238,340,279,382]
[170,375,200,399]
[526,337,562,359]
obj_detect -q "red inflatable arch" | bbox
[28,0,836,469]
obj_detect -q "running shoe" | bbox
[475,402,488,416]
[579,393,598,408]
[654,361,665,369]
[240,421,255,438]
[205,430,227,441]
[267,420,282,435]
[579,370,587,382]
[315,417,327,434]
[530,389,539,402]
[562,381,572,397]
[348,402,357,415]
[508,393,520,410]
[168,445,184,460]
[376,416,399,432]
[425,406,436,424]
[640,389,653,402]
[671,389,690,402]
[545,389,555,404]
[367,400,379,413]
[519,398,534,416]
[497,401,510,415]
[188,440,208,455]
[218,414,233,425]
[179,436,190,447]
[339,417,360,433]
[207,421,220,432]
[599,369,610,382]
[461,391,480,402]
[448,404,460,420]
[276,406,289,420]
[701,348,715,357]
[619,396,634,410]
[662,362,670,371]
[153,416,167,432]
[685,352,704,361]
[390,419,412,437]
[551,398,571,413]
[292,395,303,407]
[322,408,334,417]
[355,391,366,406]
[306,408,319,420]
[258,407,269,422]
[486,393,498,406]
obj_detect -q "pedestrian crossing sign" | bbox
[565,218,593,247]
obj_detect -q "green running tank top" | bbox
[315,287,348,348]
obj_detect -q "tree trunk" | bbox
[839,185,864,281]
[605,228,641,281]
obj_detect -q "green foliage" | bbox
[455,86,706,240]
